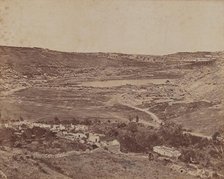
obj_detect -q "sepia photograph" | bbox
[0,0,224,178]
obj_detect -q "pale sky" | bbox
[0,0,224,55]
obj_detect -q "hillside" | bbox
[0,46,224,179]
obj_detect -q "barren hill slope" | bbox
[182,52,224,102]
[0,46,224,133]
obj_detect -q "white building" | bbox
[73,133,87,140]
[75,125,88,132]
[51,124,66,132]
[107,140,120,153]
[70,124,75,130]
[170,164,186,174]
[62,132,87,141]
[153,146,181,159]
[88,133,100,143]
[4,124,9,128]
[59,124,66,130]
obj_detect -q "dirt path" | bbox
[120,102,163,125]
[0,170,7,179]
[0,86,27,96]
[110,95,163,127]
[126,102,212,139]
[28,148,149,161]
[28,148,108,159]
[111,95,213,139]
[31,150,83,159]
[183,131,212,140]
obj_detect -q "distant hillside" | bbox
[0,45,220,77]
[0,45,223,103]
[179,51,224,102]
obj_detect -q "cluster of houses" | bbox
[152,145,221,178]
[0,120,121,154]
[0,121,87,133]
[2,120,219,178]
[1,120,222,178]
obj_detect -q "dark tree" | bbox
[136,115,139,123]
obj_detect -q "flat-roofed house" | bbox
[153,146,181,159]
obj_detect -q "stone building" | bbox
[153,146,181,159]
[88,133,100,143]
[107,140,120,153]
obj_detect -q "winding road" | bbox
[119,102,164,125]
[110,95,163,128]
[114,95,212,139]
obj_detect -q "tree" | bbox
[54,116,60,124]
[128,115,133,122]
[127,122,138,133]
[158,121,184,147]
[20,116,24,121]
[180,148,197,163]
[136,115,139,123]
[213,132,220,141]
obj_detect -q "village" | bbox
[0,117,223,179]
[0,119,121,154]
